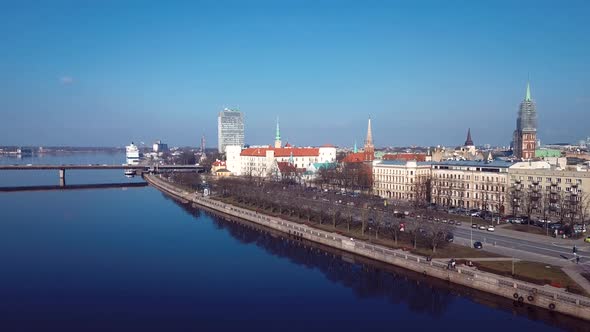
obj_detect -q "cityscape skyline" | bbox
[1,1,589,147]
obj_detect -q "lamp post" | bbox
[470,214,473,246]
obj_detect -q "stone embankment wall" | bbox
[145,174,590,321]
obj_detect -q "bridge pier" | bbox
[59,169,66,187]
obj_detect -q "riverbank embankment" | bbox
[145,174,590,321]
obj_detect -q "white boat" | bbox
[125,142,141,177]
[126,142,140,165]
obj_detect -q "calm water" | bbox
[0,153,588,331]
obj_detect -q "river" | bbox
[0,152,587,331]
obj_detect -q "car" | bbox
[446,233,454,242]
[448,220,455,225]
[472,223,478,229]
[442,219,448,223]
[585,236,590,243]
[509,217,524,224]
[478,225,486,230]
[473,241,483,249]
[487,226,495,232]
[455,221,462,226]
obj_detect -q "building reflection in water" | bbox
[165,196,589,332]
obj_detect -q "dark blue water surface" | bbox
[0,153,588,331]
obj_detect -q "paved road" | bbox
[452,226,589,264]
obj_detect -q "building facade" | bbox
[513,83,537,160]
[373,160,432,201]
[508,162,590,221]
[431,161,513,213]
[218,108,244,153]
[234,146,336,177]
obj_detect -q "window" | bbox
[546,178,552,183]
[566,178,572,183]
[528,176,533,181]
[557,178,562,183]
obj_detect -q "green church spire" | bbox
[275,117,281,141]
[353,140,358,153]
[525,82,531,102]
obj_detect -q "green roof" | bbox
[535,149,561,158]
[313,162,336,170]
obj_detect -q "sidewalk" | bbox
[563,265,590,295]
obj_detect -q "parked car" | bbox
[473,241,483,249]
[455,221,462,226]
[478,225,486,230]
[573,224,587,234]
[448,220,456,225]
[471,223,478,229]
[446,233,454,243]
[509,217,524,224]
[487,226,495,232]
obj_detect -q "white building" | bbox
[226,144,336,177]
[152,140,169,153]
[373,160,433,200]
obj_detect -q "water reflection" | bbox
[167,196,590,332]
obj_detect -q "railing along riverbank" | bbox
[145,174,590,321]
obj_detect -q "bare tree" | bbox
[405,219,424,249]
[578,192,590,227]
[423,222,454,254]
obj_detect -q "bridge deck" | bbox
[0,164,204,170]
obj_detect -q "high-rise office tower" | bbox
[218,108,244,153]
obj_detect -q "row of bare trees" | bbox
[509,183,590,226]
[315,162,373,193]
[211,176,453,253]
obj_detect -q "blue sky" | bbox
[1,0,589,148]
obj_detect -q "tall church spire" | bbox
[274,117,282,148]
[464,128,474,146]
[525,82,531,102]
[365,117,373,147]
[363,116,375,161]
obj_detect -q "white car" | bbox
[478,225,486,230]
[487,226,495,232]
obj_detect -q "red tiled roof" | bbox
[212,160,226,166]
[342,152,373,163]
[240,147,320,157]
[277,161,306,174]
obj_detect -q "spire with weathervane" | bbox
[274,117,282,148]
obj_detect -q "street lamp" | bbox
[470,214,473,246]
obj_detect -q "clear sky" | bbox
[1,0,589,148]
